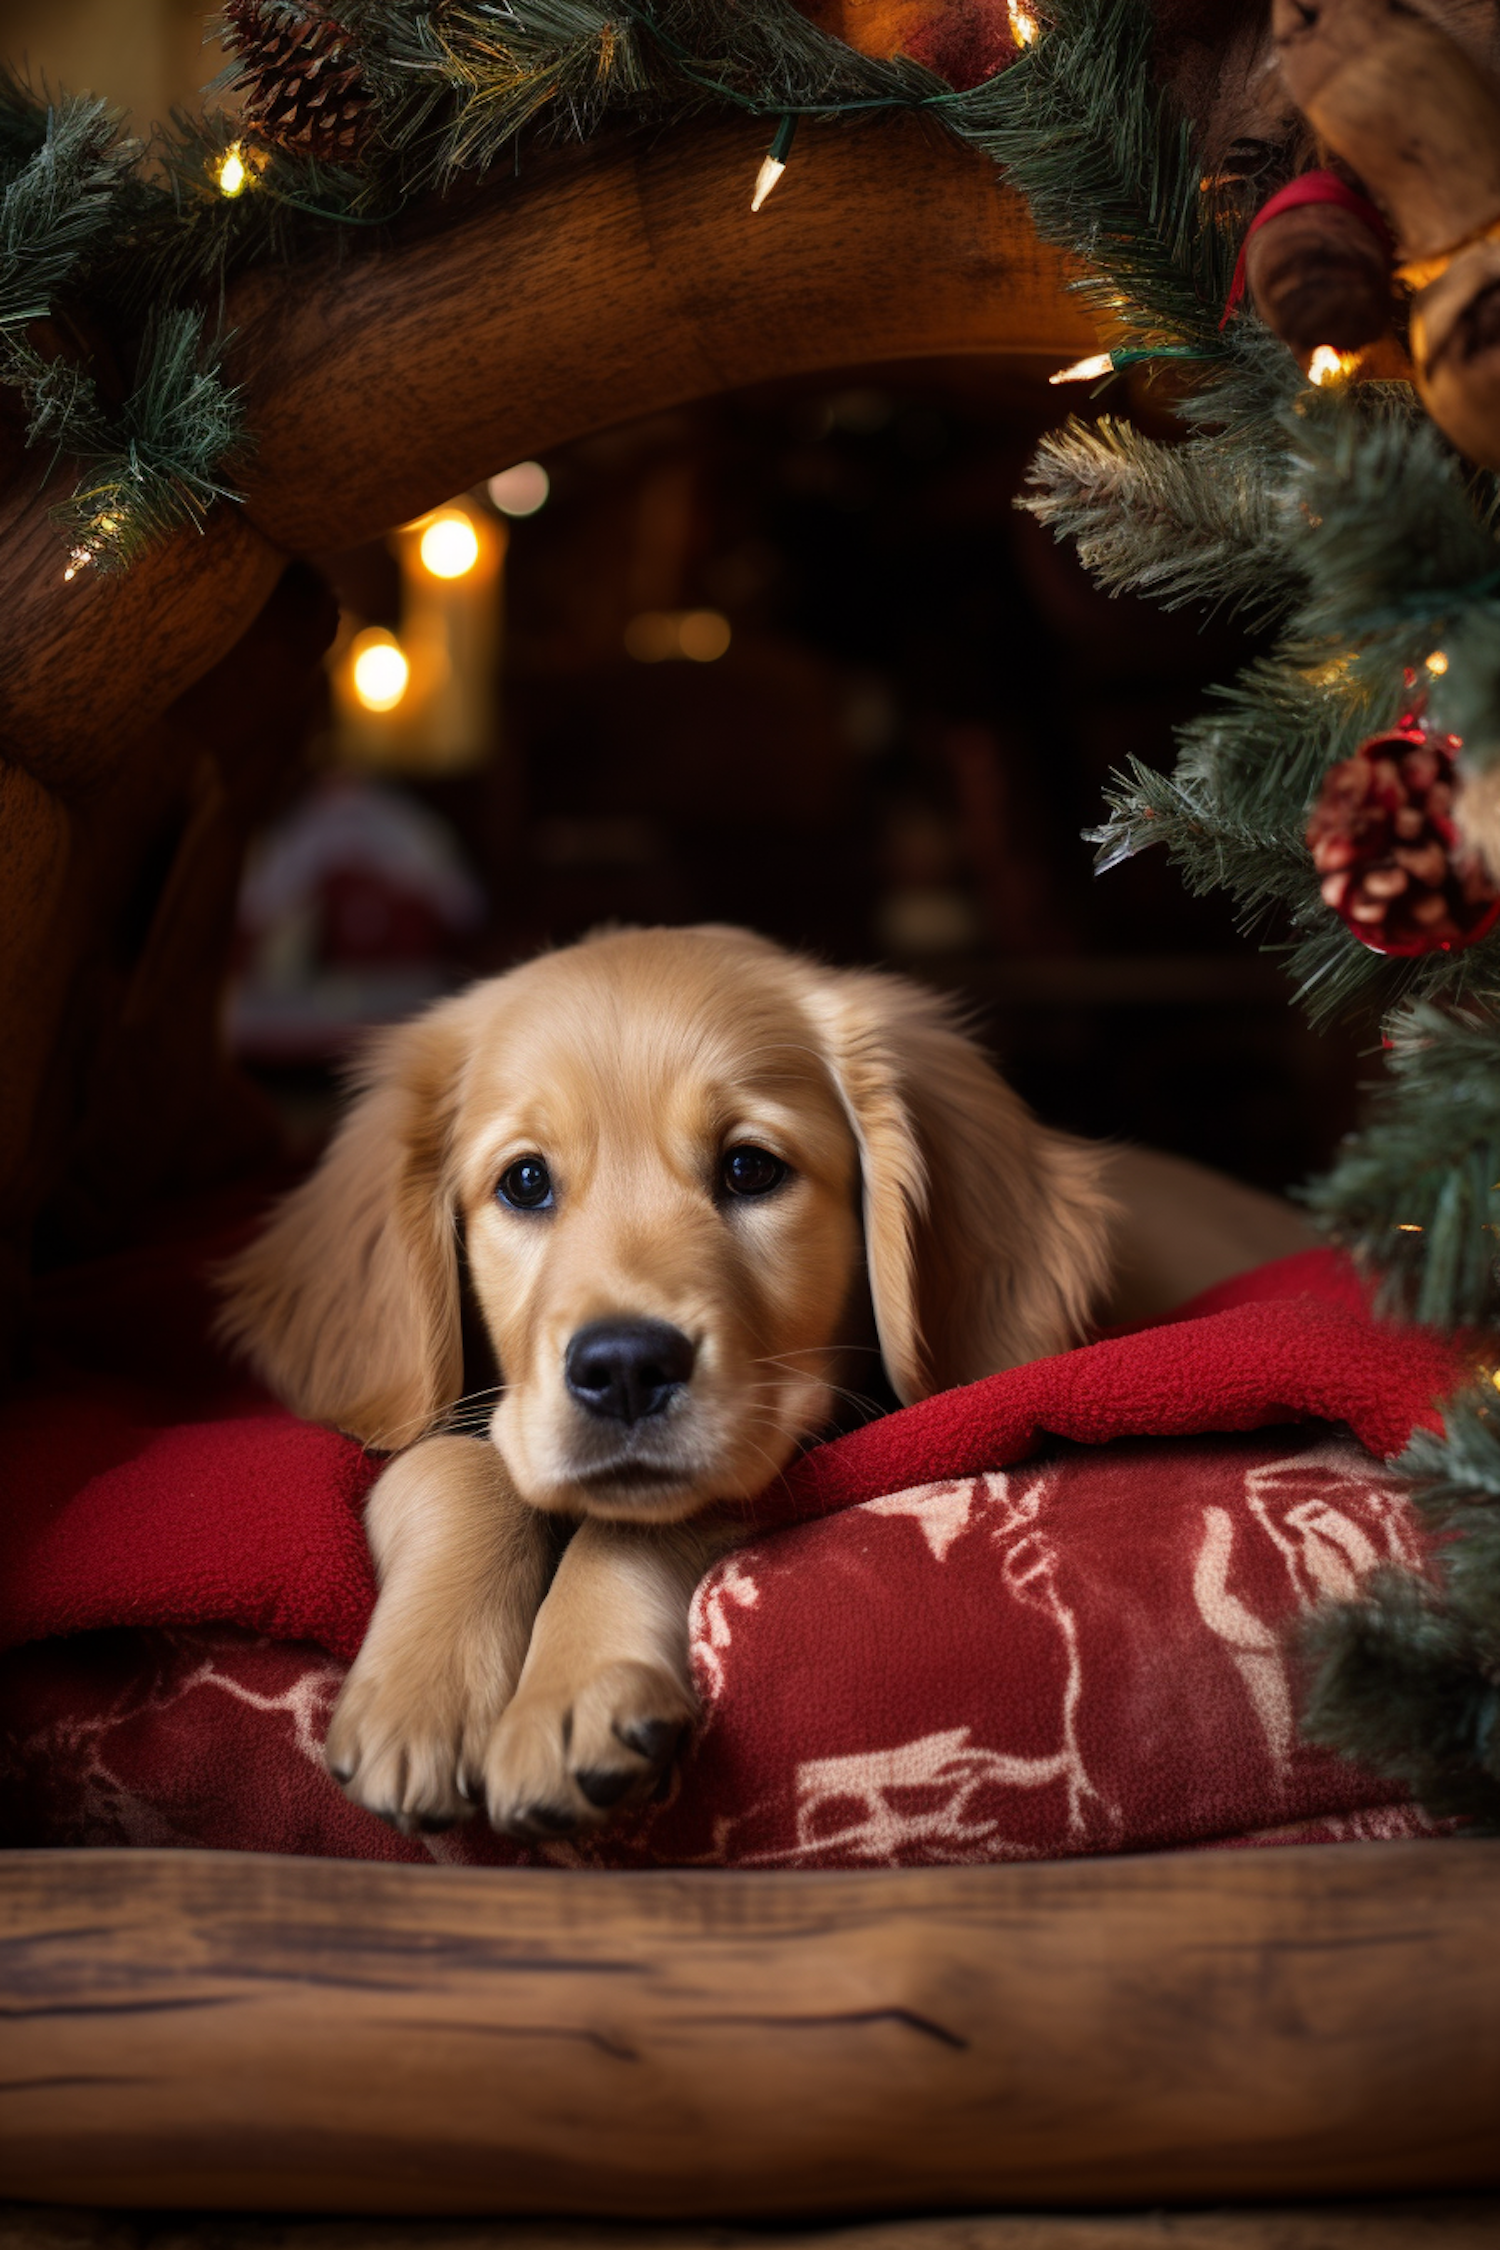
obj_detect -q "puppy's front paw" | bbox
[481,1660,694,1840]
[325,1658,499,1836]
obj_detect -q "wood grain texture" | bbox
[226,114,1095,555]
[0,466,284,792]
[4,2199,1500,2250]
[2,1843,1497,2216]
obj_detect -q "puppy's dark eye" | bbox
[497,1156,553,1211]
[721,1146,787,1199]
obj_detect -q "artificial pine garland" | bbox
[0,75,244,572]
[5,0,1499,1818]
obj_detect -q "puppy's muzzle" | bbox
[564,1319,696,1425]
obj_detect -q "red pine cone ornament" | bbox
[1307,723,1500,956]
[224,1,372,162]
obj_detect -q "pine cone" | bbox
[224,0,372,163]
[1307,725,1500,955]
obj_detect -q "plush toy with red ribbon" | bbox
[1226,169,1396,366]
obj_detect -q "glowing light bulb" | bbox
[487,461,549,517]
[216,145,248,198]
[1050,352,1114,386]
[1008,0,1040,44]
[350,629,409,712]
[418,512,481,579]
[1426,650,1450,676]
[1308,346,1357,386]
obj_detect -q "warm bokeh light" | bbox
[487,461,550,517]
[624,610,732,663]
[1008,1,1040,45]
[1308,346,1358,386]
[677,609,732,662]
[1427,650,1450,676]
[216,144,248,198]
[418,511,482,579]
[350,629,410,712]
[1050,352,1113,386]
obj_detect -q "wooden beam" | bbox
[2,1842,1496,2216]
[224,114,1094,556]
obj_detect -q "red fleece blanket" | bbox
[0,1223,1466,1868]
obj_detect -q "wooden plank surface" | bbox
[3,2198,1500,2249]
[1,1843,1496,2216]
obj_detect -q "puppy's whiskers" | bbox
[747,1356,886,1424]
[372,1382,506,1452]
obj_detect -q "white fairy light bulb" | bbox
[418,512,482,579]
[1308,346,1359,386]
[350,629,410,712]
[1050,352,1114,385]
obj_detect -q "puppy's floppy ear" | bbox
[216,1003,468,1450]
[807,969,1116,1404]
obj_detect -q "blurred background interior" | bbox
[4,0,1364,1194]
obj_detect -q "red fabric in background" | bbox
[0,1220,1466,1867]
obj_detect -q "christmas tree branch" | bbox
[1301,997,1500,1326]
[1022,414,1293,626]
[1300,1383,1500,1832]
[959,0,1240,353]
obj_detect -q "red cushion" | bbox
[0,1216,1464,1867]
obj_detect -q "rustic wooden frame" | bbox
[3,1841,1498,2215]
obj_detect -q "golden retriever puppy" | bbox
[219,924,1304,1839]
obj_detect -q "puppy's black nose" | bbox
[565,1320,697,1423]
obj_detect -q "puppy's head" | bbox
[219,927,1115,1521]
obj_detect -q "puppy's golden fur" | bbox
[220,924,1298,1838]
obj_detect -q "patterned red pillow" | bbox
[0,1219,1461,1866]
[0,1424,1439,1868]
